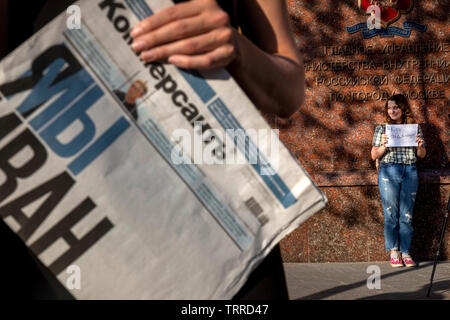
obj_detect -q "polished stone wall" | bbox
[269,0,449,262]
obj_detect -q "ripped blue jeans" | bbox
[378,162,418,255]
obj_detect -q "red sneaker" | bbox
[390,256,403,268]
[402,256,417,267]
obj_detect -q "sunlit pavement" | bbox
[284,261,450,300]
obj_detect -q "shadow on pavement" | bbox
[358,280,450,300]
[295,261,443,300]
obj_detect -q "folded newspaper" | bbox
[0,0,327,299]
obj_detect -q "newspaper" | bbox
[0,0,327,299]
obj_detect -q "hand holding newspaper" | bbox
[0,0,326,299]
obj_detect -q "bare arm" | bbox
[371,146,386,161]
[417,146,426,158]
[227,0,304,118]
[371,134,388,161]
[130,0,303,118]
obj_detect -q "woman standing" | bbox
[371,94,426,267]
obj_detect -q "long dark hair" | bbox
[384,94,415,124]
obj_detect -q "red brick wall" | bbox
[271,0,449,262]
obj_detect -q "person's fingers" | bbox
[132,15,211,52]
[140,28,233,62]
[168,44,236,69]
[132,7,230,53]
[131,1,202,38]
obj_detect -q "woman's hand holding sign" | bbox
[416,134,426,158]
[381,134,389,147]
[371,133,388,160]
[416,134,424,147]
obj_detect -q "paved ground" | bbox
[283,261,450,300]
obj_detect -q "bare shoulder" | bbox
[238,0,301,63]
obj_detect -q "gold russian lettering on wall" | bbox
[305,42,449,102]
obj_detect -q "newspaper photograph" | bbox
[0,0,327,299]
